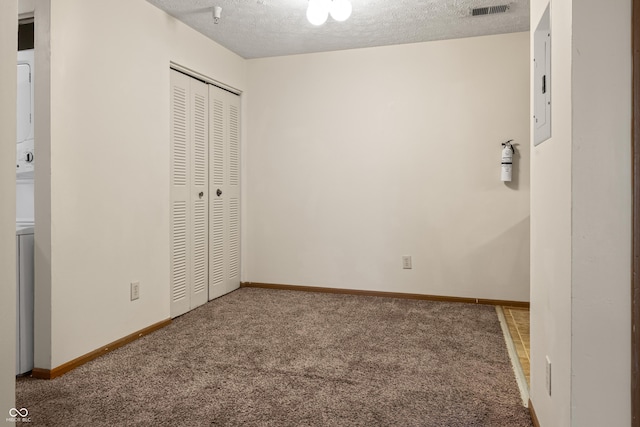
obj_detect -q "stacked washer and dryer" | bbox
[16,48,34,376]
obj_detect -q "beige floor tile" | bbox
[503,306,530,387]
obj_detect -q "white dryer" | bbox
[17,49,34,177]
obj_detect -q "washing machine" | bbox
[16,223,34,375]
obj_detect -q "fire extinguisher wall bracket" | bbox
[501,140,514,182]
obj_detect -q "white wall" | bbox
[245,32,530,301]
[529,1,632,426]
[35,0,246,369]
[18,0,34,17]
[33,0,52,372]
[570,0,631,425]
[529,1,573,425]
[0,0,17,415]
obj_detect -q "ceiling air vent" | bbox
[471,5,510,16]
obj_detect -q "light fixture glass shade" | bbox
[329,0,352,22]
[307,0,329,26]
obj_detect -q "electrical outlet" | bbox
[546,356,552,396]
[130,281,140,301]
[402,255,412,269]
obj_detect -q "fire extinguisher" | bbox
[501,140,514,182]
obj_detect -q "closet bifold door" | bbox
[209,85,241,300]
[189,76,209,310]
[170,70,209,318]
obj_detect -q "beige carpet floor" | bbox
[17,287,532,426]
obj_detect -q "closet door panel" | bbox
[170,70,191,318]
[208,86,241,299]
[190,78,209,309]
[209,94,225,298]
[226,98,241,291]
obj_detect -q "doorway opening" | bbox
[15,17,35,378]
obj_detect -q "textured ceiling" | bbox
[146,0,530,59]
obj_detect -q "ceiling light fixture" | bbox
[329,0,352,22]
[306,0,352,26]
[306,0,329,26]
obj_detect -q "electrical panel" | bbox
[533,4,551,146]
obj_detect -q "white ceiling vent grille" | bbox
[471,5,510,16]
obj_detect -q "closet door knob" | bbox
[216,189,222,197]
[198,191,204,199]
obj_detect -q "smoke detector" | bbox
[213,6,222,24]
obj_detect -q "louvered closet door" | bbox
[170,70,209,318]
[170,70,191,318]
[189,77,209,310]
[209,86,241,300]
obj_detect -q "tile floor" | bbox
[503,306,530,386]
